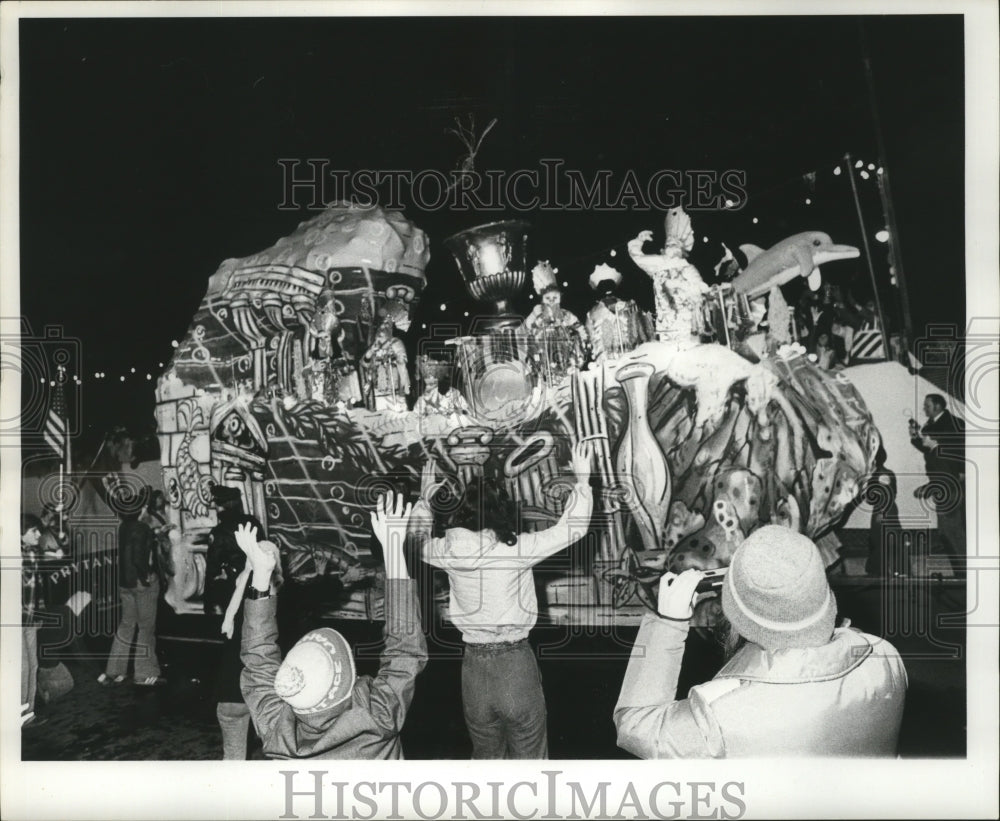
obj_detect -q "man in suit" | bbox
[910,393,966,577]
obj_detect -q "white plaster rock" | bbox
[205,204,430,296]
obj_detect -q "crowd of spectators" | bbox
[796,281,887,370]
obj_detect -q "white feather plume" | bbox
[663,206,695,255]
[532,260,557,294]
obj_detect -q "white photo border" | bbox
[1,1,997,819]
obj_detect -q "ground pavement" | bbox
[22,579,966,761]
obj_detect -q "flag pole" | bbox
[58,363,68,540]
[65,409,73,475]
[63,402,72,545]
[58,463,65,540]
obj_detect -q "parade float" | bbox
[156,202,879,622]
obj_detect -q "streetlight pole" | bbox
[860,22,914,358]
[844,153,891,362]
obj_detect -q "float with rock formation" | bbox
[156,203,878,622]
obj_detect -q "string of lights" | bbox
[529,153,890,271]
[43,156,891,384]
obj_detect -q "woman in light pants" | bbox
[101,510,163,686]
[104,576,162,683]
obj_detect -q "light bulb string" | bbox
[67,154,880,379]
[534,152,878,271]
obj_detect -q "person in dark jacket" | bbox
[234,492,428,759]
[38,504,69,558]
[910,393,966,577]
[205,484,265,759]
[910,394,965,475]
[864,446,904,577]
[24,512,83,714]
[99,501,163,686]
[22,514,45,727]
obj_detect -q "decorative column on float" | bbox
[572,366,624,563]
[209,391,270,531]
[614,360,671,555]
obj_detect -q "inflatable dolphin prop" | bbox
[733,231,859,299]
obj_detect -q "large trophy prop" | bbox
[444,221,542,427]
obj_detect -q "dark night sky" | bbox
[18,15,965,455]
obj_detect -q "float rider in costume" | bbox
[628,207,709,351]
[523,261,587,385]
[585,263,653,366]
[360,315,410,413]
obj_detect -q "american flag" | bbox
[43,365,68,461]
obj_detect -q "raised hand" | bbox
[628,230,655,256]
[370,492,413,548]
[234,522,276,583]
[370,492,413,580]
[570,439,593,481]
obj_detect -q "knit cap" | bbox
[721,525,836,651]
[274,628,356,714]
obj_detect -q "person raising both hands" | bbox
[417,439,595,760]
[233,493,427,760]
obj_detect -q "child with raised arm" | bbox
[233,493,427,760]
[416,440,594,759]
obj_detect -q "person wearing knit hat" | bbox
[614,525,908,758]
[720,525,837,651]
[235,493,427,760]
